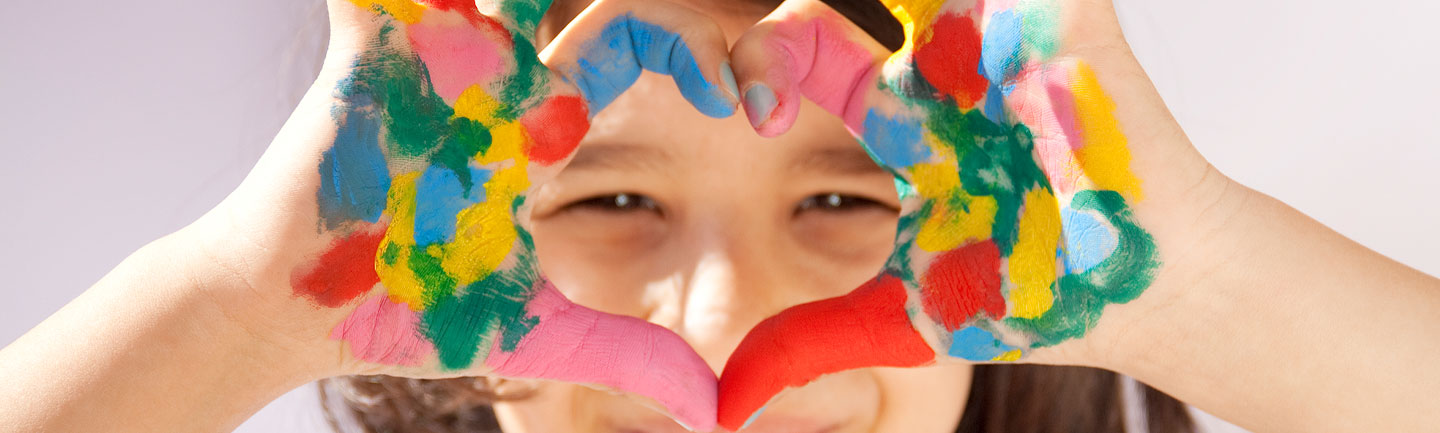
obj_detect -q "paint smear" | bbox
[484,281,719,431]
[317,97,392,229]
[760,15,877,136]
[921,240,1006,329]
[948,325,1017,361]
[569,14,733,118]
[292,224,387,308]
[717,274,935,431]
[330,294,436,366]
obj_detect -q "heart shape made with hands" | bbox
[290,0,1160,431]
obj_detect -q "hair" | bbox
[320,1,1196,432]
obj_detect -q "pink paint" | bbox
[982,0,1021,17]
[483,282,718,431]
[330,294,436,366]
[406,16,510,102]
[1011,63,1082,195]
[759,16,878,137]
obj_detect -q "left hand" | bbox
[713,0,1197,428]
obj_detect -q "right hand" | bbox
[197,0,740,429]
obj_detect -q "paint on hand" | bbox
[754,14,878,136]
[719,0,1162,427]
[331,294,435,366]
[291,2,716,430]
[870,0,1159,358]
[567,14,735,118]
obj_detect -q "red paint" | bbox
[921,240,1006,330]
[520,95,589,165]
[716,275,935,430]
[914,13,988,106]
[292,225,386,308]
[416,0,489,32]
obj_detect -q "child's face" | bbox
[499,3,974,432]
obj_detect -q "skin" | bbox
[502,2,973,431]
[0,1,1437,433]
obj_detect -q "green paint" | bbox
[380,241,401,266]
[421,268,536,370]
[408,245,457,303]
[886,199,930,284]
[419,222,544,370]
[341,44,452,159]
[920,101,1049,256]
[1017,0,1061,61]
[433,117,492,193]
[1004,190,1158,346]
[499,34,548,116]
[500,0,552,38]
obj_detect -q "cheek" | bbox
[530,216,669,316]
[493,382,602,433]
[868,364,974,432]
[788,210,899,296]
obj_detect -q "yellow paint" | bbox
[918,195,998,252]
[1069,62,1144,201]
[477,122,529,165]
[441,165,529,286]
[909,137,998,252]
[883,0,945,45]
[453,85,506,128]
[992,349,1022,362]
[348,0,426,24]
[374,172,429,310]
[1008,188,1061,319]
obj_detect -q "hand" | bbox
[201,0,738,429]
[715,0,1178,428]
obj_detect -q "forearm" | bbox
[1091,184,1440,432]
[0,234,328,432]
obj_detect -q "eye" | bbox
[796,193,893,214]
[565,193,661,214]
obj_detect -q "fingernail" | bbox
[743,83,777,130]
[719,61,739,102]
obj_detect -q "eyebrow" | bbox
[562,143,674,173]
[788,145,889,177]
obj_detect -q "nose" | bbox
[644,213,815,375]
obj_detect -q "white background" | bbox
[2,0,1436,431]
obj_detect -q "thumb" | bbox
[716,274,936,431]
[484,282,719,431]
[727,0,891,137]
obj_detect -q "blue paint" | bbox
[570,14,734,118]
[741,404,768,430]
[317,96,391,229]
[981,9,1024,84]
[414,163,492,245]
[861,109,929,168]
[983,82,1009,124]
[1061,206,1118,274]
[948,325,1016,361]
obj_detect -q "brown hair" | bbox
[320,364,1194,433]
[321,1,1196,432]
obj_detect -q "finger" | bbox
[539,0,739,118]
[727,0,891,137]
[716,274,935,431]
[483,282,718,432]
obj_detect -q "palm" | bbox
[284,0,716,429]
[861,0,1159,362]
[717,0,1160,428]
[292,0,585,372]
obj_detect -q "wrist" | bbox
[140,227,348,382]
